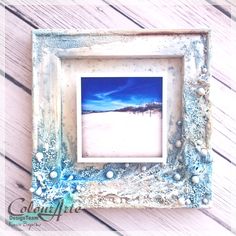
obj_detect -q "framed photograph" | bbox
[77,74,167,163]
[32,30,212,208]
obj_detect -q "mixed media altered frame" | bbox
[32,30,212,208]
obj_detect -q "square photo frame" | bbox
[32,29,212,208]
[76,74,167,163]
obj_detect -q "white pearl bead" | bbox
[174,173,181,181]
[202,67,207,73]
[50,171,58,179]
[106,171,114,179]
[114,197,121,204]
[185,199,191,205]
[125,163,129,168]
[35,187,42,196]
[177,155,183,162]
[202,198,209,204]
[175,140,182,148]
[191,175,200,184]
[197,87,206,96]
[121,198,126,203]
[196,140,203,146]
[201,149,208,157]
[29,187,35,193]
[141,166,147,171]
[80,186,86,192]
[36,174,43,182]
[177,120,182,126]
[178,197,185,205]
[76,185,85,192]
[44,143,49,151]
[67,175,74,180]
[35,152,44,162]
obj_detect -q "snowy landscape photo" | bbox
[80,77,163,158]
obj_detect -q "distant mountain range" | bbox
[82,102,162,114]
[114,102,162,113]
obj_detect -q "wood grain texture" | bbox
[0,74,32,170]
[1,0,235,234]
[3,3,137,89]
[4,8,33,90]
[3,0,236,87]
[206,0,236,20]
[0,6,5,77]
[4,0,138,29]
[0,220,27,235]
[105,0,236,89]
[211,79,236,162]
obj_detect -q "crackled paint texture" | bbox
[32,30,212,208]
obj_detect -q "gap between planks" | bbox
[104,0,236,89]
[206,0,236,21]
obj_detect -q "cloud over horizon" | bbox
[81,77,162,111]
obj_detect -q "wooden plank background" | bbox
[1,0,235,235]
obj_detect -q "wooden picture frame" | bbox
[32,29,212,208]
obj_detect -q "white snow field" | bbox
[82,111,162,158]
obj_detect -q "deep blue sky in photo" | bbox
[81,77,162,111]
